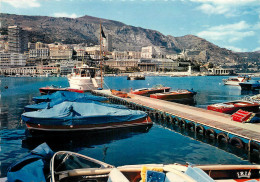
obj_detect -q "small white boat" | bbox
[223,75,251,86]
[6,143,260,182]
[67,64,102,91]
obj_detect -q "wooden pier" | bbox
[93,90,260,155]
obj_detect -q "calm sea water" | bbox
[0,76,260,177]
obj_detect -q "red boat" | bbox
[39,86,88,94]
[130,86,170,96]
[150,89,197,101]
[207,100,260,114]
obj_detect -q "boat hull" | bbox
[239,82,260,90]
[68,77,101,91]
[39,87,68,94]
[131,87,170,96]
[25,116,152,137]
[207,101,260,114]
[111,89,128,98]
[150,90,196,101]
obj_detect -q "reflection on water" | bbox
[1,76,259,177]
[22,126,152,152]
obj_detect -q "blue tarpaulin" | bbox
[32,91,108,103]
[7,143,54,182]
[25,93,108,112]
[22,101,147,126]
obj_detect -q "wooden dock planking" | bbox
[93,90,260,143]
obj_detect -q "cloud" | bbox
[224,45,248,52]
[53,13,79,18]
[197,4,230,15]
[190,0,260,16]
[2,0,41,8]
[197,21,255,43]
[253,47,260,52]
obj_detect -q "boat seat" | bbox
[164,172,186,182]
[184,166,214,182]
[107,168,129,182]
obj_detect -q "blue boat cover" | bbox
[32,91,107,103]
[25,93,108,112]
[7,143,54,182]
[22,101,147,126]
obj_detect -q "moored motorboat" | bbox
[130,85,171,96]
[239,80,260,90]
[22,101,152,136]
[127,74,145,80]
[25,92,108,112]
[7,143,260,182]
[150,89,197,101]
[39,85,68,94]
[222,75,251,86]
[32,91,105,104]
[67,64,102,91]
[207,100,260,114]
[111,89,128,98]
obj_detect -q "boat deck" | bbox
[93,89,260,143]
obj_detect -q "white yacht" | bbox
[67,64,102,91]
[222,75,251,86]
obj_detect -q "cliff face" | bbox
[1,13,259,63]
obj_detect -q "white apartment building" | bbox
[29,48,49,59]
[0,52,27,68]
[141,46,166,59]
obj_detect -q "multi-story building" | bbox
[86,46,101,60]
[8,26,28,53]
[0,66,37,75]
[29,48,49,59]
[128,51,141,59]
[49,45,72,60]
[112,51,128,60]
[104,59,138,71]
[37,63,60,75]
[141,46,166,59]
[0,52,27,68]
[103,34,112,52]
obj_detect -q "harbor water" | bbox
[1,76,260,177]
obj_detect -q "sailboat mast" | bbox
[100,21,103,89]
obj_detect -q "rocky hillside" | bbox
[1,13,259,64]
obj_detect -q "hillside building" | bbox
[49,45,72,60]
[0,52,27,68]
[141,46,166,59]
[103,34,112,52]
[8,26,28,53]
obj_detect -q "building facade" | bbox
[0,52,27,68]
[49,46,72,60]
[8,26,28,53]
[141,46,166,59]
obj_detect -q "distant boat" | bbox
[222,75,251,86]
[239,80,260,90]
[207,100,260,114]
[127,74,145,80]
[150,89,197,101]
[130,85,170,96]
[22,101,152,136]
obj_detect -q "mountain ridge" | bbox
[1,13,259,64]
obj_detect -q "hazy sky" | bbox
[2,0,260,52]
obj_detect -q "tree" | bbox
[208,62,214,68]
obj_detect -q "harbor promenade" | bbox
[93,89,260,152]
